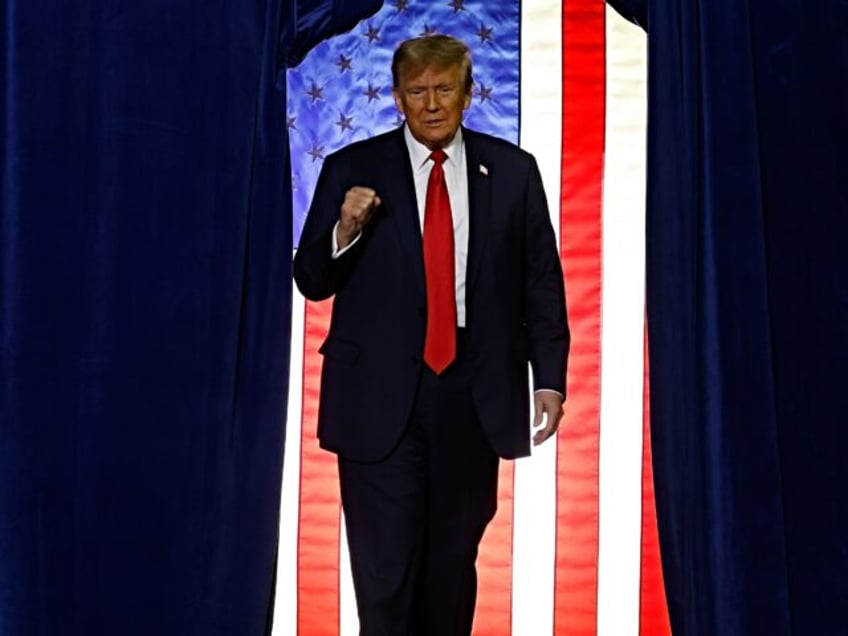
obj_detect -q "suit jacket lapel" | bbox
[464,129,491,297]
[383,127,426,297]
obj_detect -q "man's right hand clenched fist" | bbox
[337,186,381,249]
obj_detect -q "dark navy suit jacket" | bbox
[294,126,569,462]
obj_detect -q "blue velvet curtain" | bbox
[1,1,380,634]
[609,0,848,633]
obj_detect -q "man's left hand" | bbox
[532,391,564,446]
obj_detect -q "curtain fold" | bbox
[0,1,380,634]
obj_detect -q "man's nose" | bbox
[425,91,440,111]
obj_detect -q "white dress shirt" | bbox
[404,125,469,328]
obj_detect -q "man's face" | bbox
[392,64,472,150]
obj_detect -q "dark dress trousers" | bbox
[294,126,569,462]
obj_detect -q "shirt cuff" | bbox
[534,388,564,400]
[331,221,362,259]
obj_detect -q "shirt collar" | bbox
[403,123,464,171]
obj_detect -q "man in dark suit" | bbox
[294,35,569,635]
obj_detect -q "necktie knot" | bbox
[429,149,447,166]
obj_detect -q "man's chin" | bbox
[408,123,459,150]
[422,130,457,148]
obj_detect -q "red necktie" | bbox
[422,149,457,374]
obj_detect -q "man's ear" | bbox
[392,89,404,114]
[463,91,472,110]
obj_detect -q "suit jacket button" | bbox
[411,355,420,365]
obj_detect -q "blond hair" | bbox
[391,35,473,93]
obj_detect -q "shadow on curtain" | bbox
[609,0,848,633]
[1,1,380,634]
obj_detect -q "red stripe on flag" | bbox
[473,461,515,635]
[555,0,606,634]
[639,331,672,636]
[297,299,341,635]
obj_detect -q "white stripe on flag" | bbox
[339,512,357,635]
[596,8,648,636]
[275,285,305,636]
[511,1,563,634]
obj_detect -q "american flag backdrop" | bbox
[275,1,670,634]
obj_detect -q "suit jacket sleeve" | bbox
[293,152,363,301]
[523,156,570,397]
